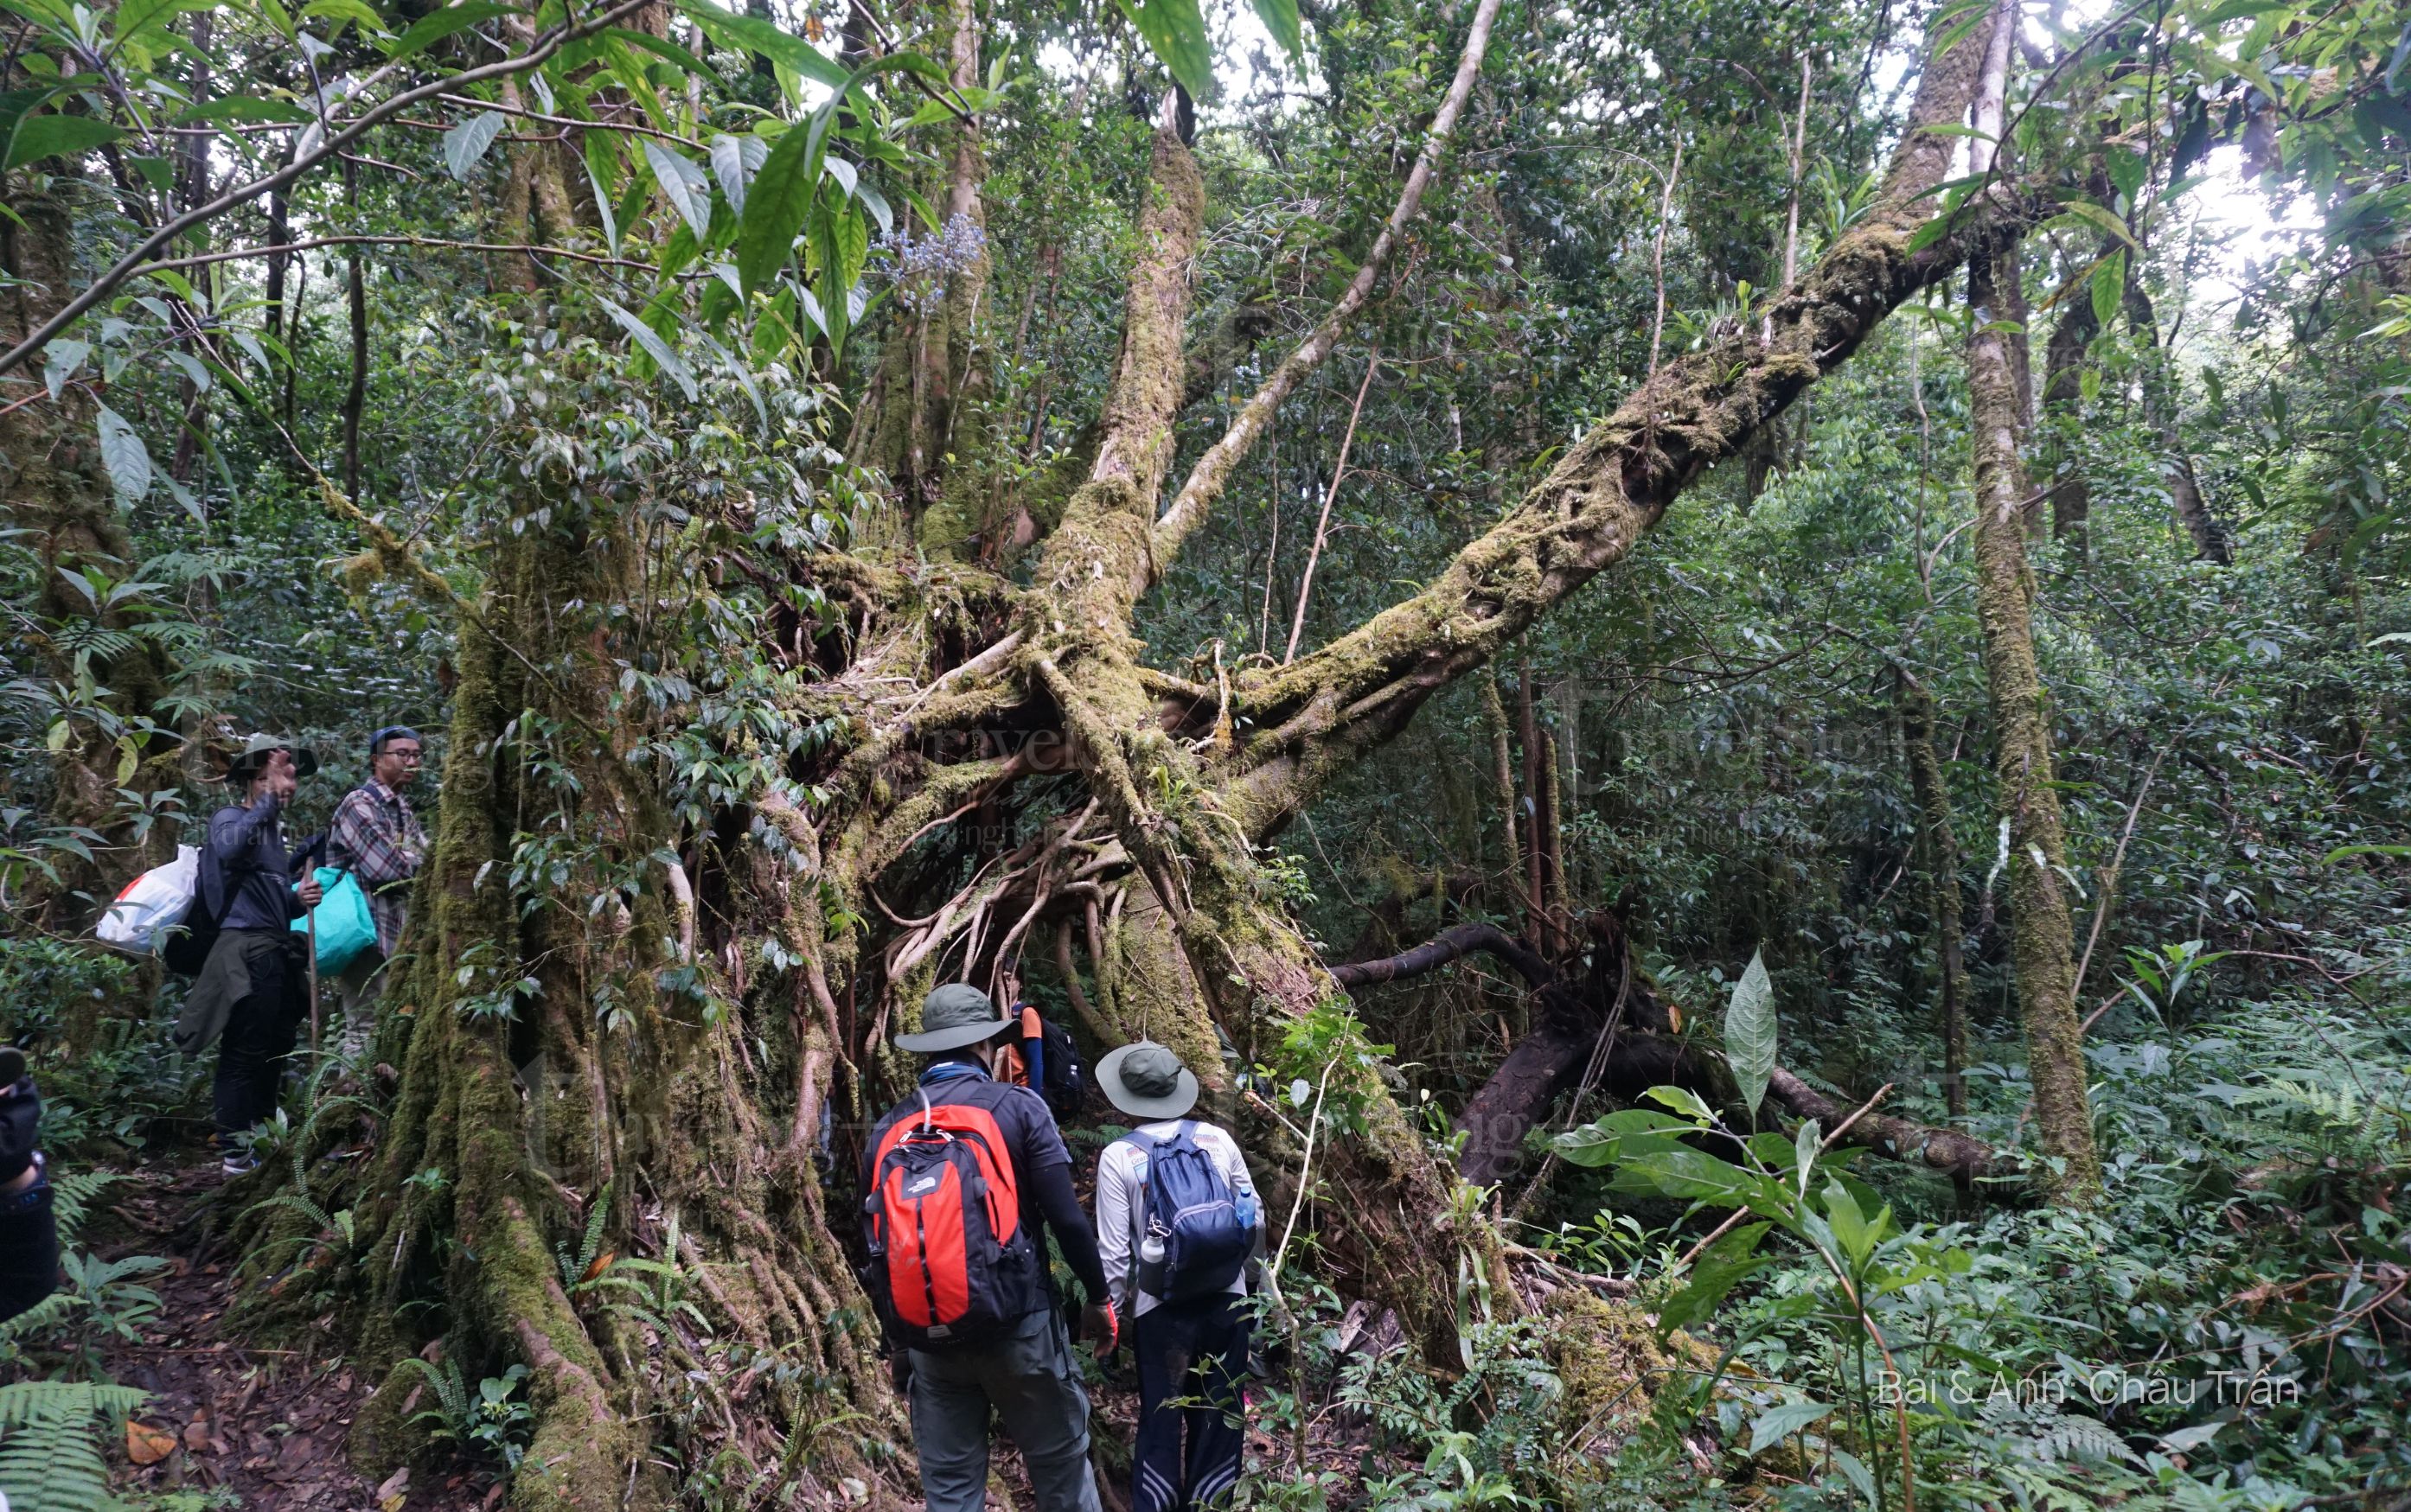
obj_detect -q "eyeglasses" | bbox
[386,748,424,762]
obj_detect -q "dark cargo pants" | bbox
[908,1306,1102,1512]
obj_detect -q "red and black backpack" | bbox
[862,1089,1046,1351]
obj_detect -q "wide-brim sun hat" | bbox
[225,733,318,783]
[894,983,1016,1053]
[1097,1041,1199,1120]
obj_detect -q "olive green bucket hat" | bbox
[894,983,1014,1054]
[224,732,318,784]
[1096,1041,1199,1120]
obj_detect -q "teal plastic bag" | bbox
[291,867,376,974]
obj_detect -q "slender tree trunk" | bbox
[2040,283,2097,547]
[1967,237,2101,1200]
[847,0,992,551]
[2125,281,2232,563]
[1897,672,1969,1120]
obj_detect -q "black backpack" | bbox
[1001,1005,1087,1120]
[159,819,236,976]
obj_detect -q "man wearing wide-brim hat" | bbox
[172,735,322,1177]
[1092,1041,1263,1512]
[862,984,1116,1512]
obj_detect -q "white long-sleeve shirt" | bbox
[1094,1120,1259,1317]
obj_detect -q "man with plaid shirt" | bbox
[327,726,427,1061]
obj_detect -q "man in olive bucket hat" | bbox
[860,983,1117,1512]
[1092,1043,1263,1512]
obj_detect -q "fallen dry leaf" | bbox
[183,1418,210,1452]
[126,1420,178,1466]
[580,1250,617,1283]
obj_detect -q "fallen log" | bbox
[1327,917,2011,1190]
[1765,1066,2011,1185]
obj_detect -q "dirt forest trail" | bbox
[85,1149,1271,1511]
[88,1156,451,1511]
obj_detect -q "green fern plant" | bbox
[0,1379,150,1512]
[556,1183,614,1295]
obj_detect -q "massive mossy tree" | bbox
[5,0,2408,1502]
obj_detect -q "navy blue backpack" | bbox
[1133,1123,1256,1302]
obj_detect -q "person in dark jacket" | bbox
[0,1050,57,1323]
[861,984,1117,1512]
[178,735,322,1176]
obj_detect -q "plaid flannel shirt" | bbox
[328,780,425,956]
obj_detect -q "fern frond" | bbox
[47,1171,119,1247]
[0,1379,149,1512]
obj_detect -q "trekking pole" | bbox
[306,899,322,1078]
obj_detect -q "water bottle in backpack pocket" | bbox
[1131,1122,1255,1303]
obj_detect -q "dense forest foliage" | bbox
[2,0,2408,1502]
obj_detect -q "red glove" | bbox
[1081,1299,1119,1355]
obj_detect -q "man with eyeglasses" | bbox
[327,725,428,1062]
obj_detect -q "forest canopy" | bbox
[1,0,2408,1502]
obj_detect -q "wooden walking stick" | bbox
[305,889,322,1076]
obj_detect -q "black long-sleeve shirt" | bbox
[203,794,304,932]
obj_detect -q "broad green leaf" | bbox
[599,25,722,80]
[1641,1084,1715,1124]
[1656,1221,1769,1335]
[643,138,713,242]
[109,0,206,47]
[299,0,386,35]
[6,112,124,169]
[93,405,152,502]
[1748,1400,1832,1456]
[1723,947,1776,1122]
[42,337,87,400]
[1621,1145,1769,1207]
[598,297,698,401]
[387,0,518,60]
[1794,1119,1819,1194]
[2091,248,2127,332]
[1114,0,1212,97]
[176,96,315,125]
[1252,0,1301,61]
[2103,144,2146,203]
[2324,843,2411,862]
[1821,1179,1871,1264]
[676,0,847,89]
[708,131,766,214]
[736,121,815,295]
[2060,198,2139,248]
[443,111,506,181]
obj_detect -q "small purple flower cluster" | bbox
[875,213,987,311]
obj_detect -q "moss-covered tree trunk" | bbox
[0,182,176,933]
[1897,672,1970,1120]
[1966,236,2103,1202]
[267,3,2042,1498]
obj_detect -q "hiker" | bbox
[0,1050,57,1324]
[861,984,1117,1512]
[326,725,426,1060]
[173,736,322,1176]
[1093,1042,1262,1512]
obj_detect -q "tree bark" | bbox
[1896,672,1969,1120]
[2124,281,2232,564]
[847,0,993,552]
[1967,233,2102,1201]
[0,184,177,930]
[2040,284,2097,546]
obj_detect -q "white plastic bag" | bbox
[95,845,200,953]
